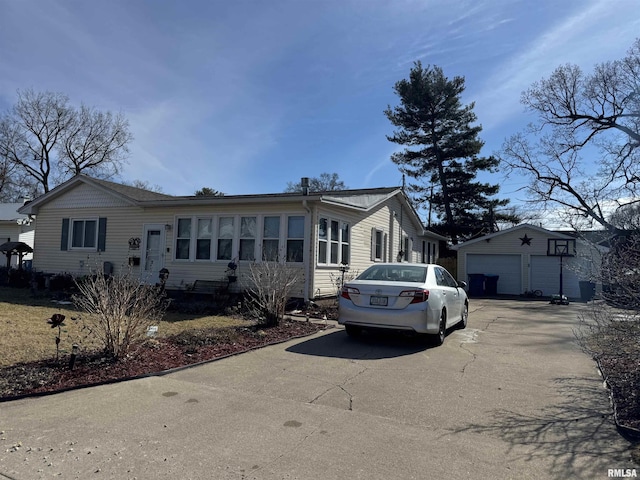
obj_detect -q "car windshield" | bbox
[357,265,427,283]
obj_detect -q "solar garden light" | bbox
[69,344,79,370]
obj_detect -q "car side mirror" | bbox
[457,281,467,289]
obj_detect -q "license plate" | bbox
[370,296,388,306]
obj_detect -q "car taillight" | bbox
[341,286,360,300]
[399,289,429,303]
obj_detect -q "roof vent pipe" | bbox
[301,177,310,196]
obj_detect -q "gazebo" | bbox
[0,241,33,269]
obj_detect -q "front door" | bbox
[142,224,166,284]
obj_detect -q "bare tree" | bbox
[0,89,132,195]
[124,179,165,193]
[285,173,348,193]
[60,105,132,180]
[500,38,640,233]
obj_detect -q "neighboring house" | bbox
[0,201,35,268]
[18,175,446,300]
[452,224,605,299]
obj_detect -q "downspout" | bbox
[302,199,312,303]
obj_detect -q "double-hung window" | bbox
[196,218,212,260]
[262,216,280,261]
[239,216,256,261]
[372,228,387,262]
[71,219,97,249]
[286,216,304,263]
[217,217,234,260]
[318,217,350,265]
[176,218,192,260]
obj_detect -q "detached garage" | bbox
[452,224,604,300]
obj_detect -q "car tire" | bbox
[457,302,468,330]
[431,310,446,346]
[345,325,361,337]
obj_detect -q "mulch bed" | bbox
[597,355,640,435]
[0,320,325,401]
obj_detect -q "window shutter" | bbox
[98,218,107,251]
[61,218,69,251]
[370,228,376,261]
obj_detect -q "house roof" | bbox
[18,175,447,240]
[450,223,576,250]
[0,203,29,222]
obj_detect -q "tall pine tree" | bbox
[385,62,512,244]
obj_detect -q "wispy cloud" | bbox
[472,0,640,134]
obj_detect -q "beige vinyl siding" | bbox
[161,204,309,291]
[33,205,148,276]
[46,182,132,209]
[311,197,427,298]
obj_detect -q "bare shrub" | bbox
[600,234,640,310]
[576,302,640,357]
[73,267,168,359]
[246,261,301,327]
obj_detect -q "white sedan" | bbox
[338,263,468,345]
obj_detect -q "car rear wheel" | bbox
[457,302,468,330]
[431,310,446,346]
[345,325,361,337]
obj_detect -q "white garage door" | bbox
[530,255,580,298]
[467,254,522,295]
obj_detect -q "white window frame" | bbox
[286,215,305,263]
[239,216,257,261]
[261,215,281,262]
[372,228,388,262]
[318,217,350,266]
[195,217,213,260]
[172,214,306,264]
[216,216,235,261]
[175,217,193,261]
[70,218,98,250]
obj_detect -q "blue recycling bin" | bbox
[485,275,499,296]
[468,274,485,297]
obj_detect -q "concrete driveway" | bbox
[0,299,636,479]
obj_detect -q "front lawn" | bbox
[0,286,253,368]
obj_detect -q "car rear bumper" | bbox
[337,299,440,334]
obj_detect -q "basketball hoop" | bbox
[547,239,576,305]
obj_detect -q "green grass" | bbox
[0,287,247,368]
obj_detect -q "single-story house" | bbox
[18,175,446,301]
[451,224,605,299]
[0,201,35,268]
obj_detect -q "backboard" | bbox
[547,238,576,257]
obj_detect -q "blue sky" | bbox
[1,0,638,205]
